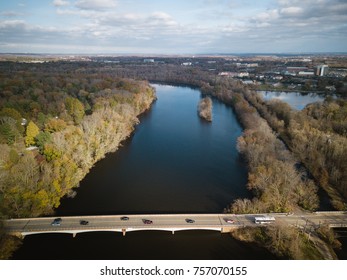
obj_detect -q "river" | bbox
[12,84,280,259]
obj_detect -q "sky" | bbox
[0,0,346,54]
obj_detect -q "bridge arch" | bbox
[19,227,224,238]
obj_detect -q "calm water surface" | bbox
[259,91,326,110]
[13,85,278,259]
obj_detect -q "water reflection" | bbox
[334,228,347,260]
[13,231,279,260]
[259,91,326,110]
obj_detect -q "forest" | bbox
[0,62,156,218]
[0,62,156,258]
[241,90,347,210]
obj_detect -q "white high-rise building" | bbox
[315,65,329,76]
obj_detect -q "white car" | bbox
[224,218,234,224]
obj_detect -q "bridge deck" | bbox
[3,212,347,237]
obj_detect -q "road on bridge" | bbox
[3,212,347,237]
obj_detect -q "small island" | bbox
[198,97,213,122]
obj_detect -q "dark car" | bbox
[185,219,195,223]
[51,218,62,226]
[142,219,153,224]
[120,216,129,221]
[80,220,89,225]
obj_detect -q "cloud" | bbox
[53,0,70,7]
[75,0,117,10]
[0,11,24,17]
[249,0,347,33]
[0,20,27,30]
[146,12,177,27]
[96,11,179,36]
[253,9,279,23]
[213,0,347,53]
[275,0,347,18]
[222,24,249,33]
[1,0,346,54]
[280,6,303,16]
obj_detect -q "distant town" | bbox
[1,53,346,95]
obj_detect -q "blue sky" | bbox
[0,0,346,54]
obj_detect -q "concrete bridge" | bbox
[3,212,347,238]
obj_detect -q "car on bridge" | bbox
[120,216,129,221]
[51,218,62,226]
[224,218,234,224]
[185,219,195,223]
[80,220,89,225]
[142,219,153,224]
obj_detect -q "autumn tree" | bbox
[25,121,39,147]
[65,97,85,124]
[198,97,213,121]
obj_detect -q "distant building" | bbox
[242,80,254,85]
[21,118,27,126]
[315,65,329,76]
[235,63,258,68]
[238,72,249,78]
[286,66,308,75]
[218,72,238,77]
[218,71,249,78]
[325,85,336,91]
[181,62,192,66]
[256,74,265,80]
[274,75,283,80]
[298,71,315,76]
[143,59,155,63]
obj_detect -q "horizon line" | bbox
[1,52,347,57]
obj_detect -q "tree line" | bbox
[241,89,347,210]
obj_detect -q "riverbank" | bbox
[0,63,157,258]
[1,86,156,258]
[204,78,345,259]
[230,225,338,260]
